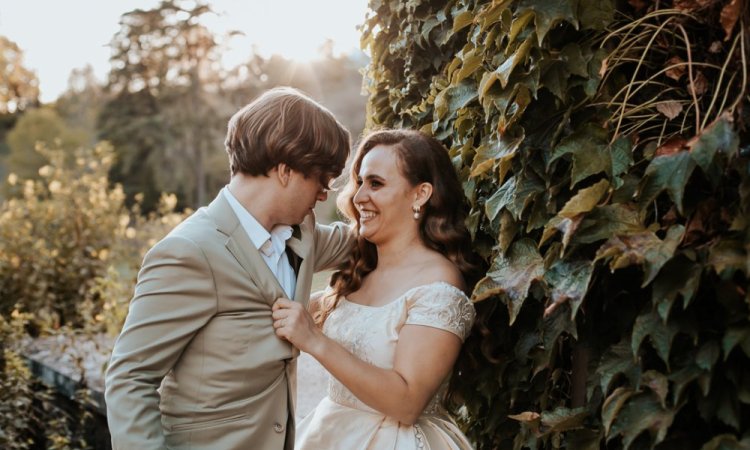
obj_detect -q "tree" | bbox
[0,35,39,114]
[363,0,750,448]
[55,65,105,146]
[102,0,228,208]
[5,107,87,180]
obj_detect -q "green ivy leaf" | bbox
[598,340,640,395]
[507,9,535,48]
[434,80,478,120]
[452,9,474,33]
[632,310,679,366]
[455,47,484,83]
[496,37,533,88]
[558,179,610,218]
[484,176,516,221]
[540,406,588,434]
[669,364,706,404]
[550,123,610,187]
[473,238,544,325]
[708,239,746,275]
[567,428,603,450]
[477,0,510,32]
[652,257,701,321]
[517,0,578,45]
[602,387,635,435]
[470,134,524,178]
[508,172,545,219]
[543,62,570,103]
[696,340,720,371]
[638,151,696,215]
[561,43,589,77]
[722,327,750,361]
[573,204,643,245]
[716,389,741,430]
[688,115,739,175]
[700,434,749,450]
[641,370,669,407]
[577,0,615,30]
[544,258,594,320]
[609,137,633,180]
[608,392,675,448]
[543,301,578,353]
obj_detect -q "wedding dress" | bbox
[296,282,476,450]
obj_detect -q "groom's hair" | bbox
[224,87,350,184]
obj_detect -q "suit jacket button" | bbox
[273,422,284,433]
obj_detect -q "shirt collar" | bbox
[222,187,293,251]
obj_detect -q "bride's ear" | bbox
[413,182,433,208]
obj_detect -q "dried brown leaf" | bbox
[599,57,609,78]
[628,0,648,11]
[674,0,718,11]
[656,101,684,120]
[665,56,685,80]
[688,71,708,96]
[655,136,687,156]
[720,0,742,41]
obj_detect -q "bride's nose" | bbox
[353,185,367,204]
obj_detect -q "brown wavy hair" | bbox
[224,87,350,185]
[316,129,485,325]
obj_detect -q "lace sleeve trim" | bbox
[404,282,476,341]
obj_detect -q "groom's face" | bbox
[280,170,331,225]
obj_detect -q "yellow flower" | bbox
[38,165,53,177]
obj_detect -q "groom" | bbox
[105,87,353,450]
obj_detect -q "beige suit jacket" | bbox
[105,192,353,450]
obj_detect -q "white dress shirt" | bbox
[223,187,297,298]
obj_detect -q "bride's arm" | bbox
[272,298,461,425]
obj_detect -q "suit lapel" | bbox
[207,193,287,305]
[287,221,315,303]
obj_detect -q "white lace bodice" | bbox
[322,282,476,416]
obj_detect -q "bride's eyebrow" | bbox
[357,173,386,182]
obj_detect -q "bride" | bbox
[273,129,484,449]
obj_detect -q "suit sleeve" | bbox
[312,220,356,272]
[104,235,217,450]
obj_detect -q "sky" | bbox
[0,0,370,103]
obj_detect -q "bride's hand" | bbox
[272,298,324,354]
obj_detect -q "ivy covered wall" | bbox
[361,0,749,448]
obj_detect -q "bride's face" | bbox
[353,145,418,244]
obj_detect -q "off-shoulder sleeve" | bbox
[404,283,476,341]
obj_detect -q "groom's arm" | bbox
[311,218,356,271]
[105,236,216,450]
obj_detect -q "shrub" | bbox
[0,142,185,330]
[0,141,187,447]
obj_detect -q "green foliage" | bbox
[0,142,185,329]
[5,107,88,181]
[0,141,187,447]
[0,312,85,449]
[363,0,749,448]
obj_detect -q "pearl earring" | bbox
[412,205,421,220]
